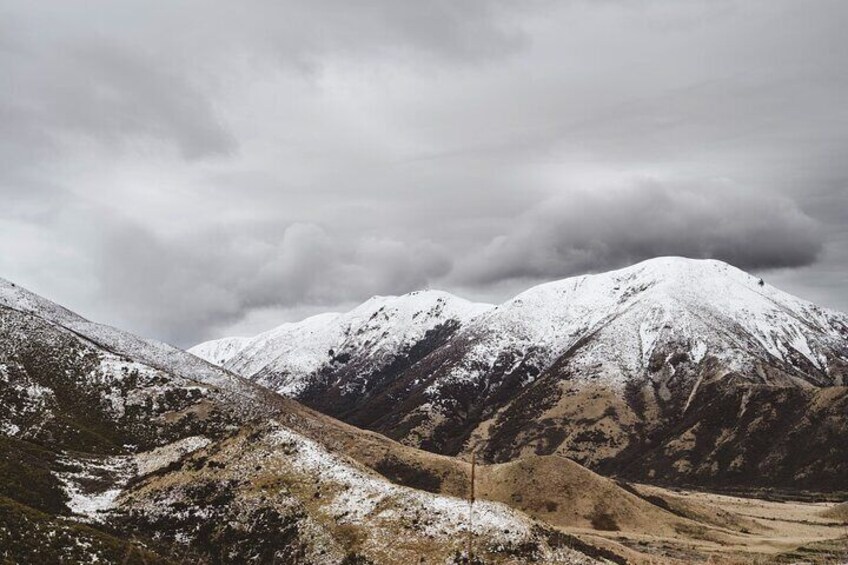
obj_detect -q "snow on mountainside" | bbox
[200,257,847,400]
[118,418,603,564]
[198,257,848,490]
[194,290,492,396]
[0,274,287,460]
[224,311,346,394]
[0,277,267,405]
[430,256,848,395]
[188,335,251,366]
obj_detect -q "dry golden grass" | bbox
[172,395,847,563]
[588,485,848,563]
[820,501,848,522]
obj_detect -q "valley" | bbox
[572,485,848,563]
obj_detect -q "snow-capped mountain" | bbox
[4,265,846,562]
[409,256,846,423]
[191,290,492,398]
[186,334,251,366]
[452,256,846,390]
[200,257,848,489]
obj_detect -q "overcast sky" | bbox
[2,0,847,347]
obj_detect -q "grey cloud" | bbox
[1,0,847,345]
[93,220,451,346]
[0,39,234,161]
[198,0,528,66]
[457,180,824,285]
[59,45,235,159]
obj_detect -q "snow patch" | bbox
[1,422,20,436]
[690,341,707,364]
[135,435,211,476]
[56,456,131,520]
[55,437,210,522]
[265,423,531,541]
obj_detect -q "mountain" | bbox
[191,290,492,403]
[187,335,252,367]
[0,277,608,564]
[199,257,848,491]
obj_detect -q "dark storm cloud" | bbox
[456,180,824,285]
[1,0,847,345]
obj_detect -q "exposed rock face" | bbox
[201,257,848,491]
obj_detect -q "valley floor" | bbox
[572,485,848,564]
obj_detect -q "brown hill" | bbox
[0,278,604,564]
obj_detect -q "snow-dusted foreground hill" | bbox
[197,257,848,490]
[0,277,603,564]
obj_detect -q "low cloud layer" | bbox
[458,180,824,285]
[92,220,452,343]
[2,0,847,345]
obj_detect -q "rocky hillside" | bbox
[0,277,606,564]
[199,257,848,491]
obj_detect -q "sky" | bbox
[2,0,847,347]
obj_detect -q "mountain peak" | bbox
[193,256,848,493]
[523,256,757,296]
[192,257,846,387]
[475,256,844,385]
[191,286,493,397]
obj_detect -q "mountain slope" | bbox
[188,335,251,366]
[192,290,492,404]
[0,277,604,564]
[204,257,848,490]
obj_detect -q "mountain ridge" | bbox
[4,265,848,562]
[194,257,848,491]
[194,257,848,385]
[193,289,493,398]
